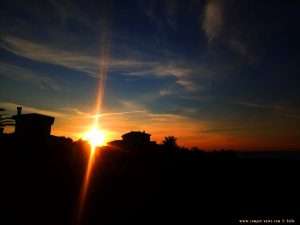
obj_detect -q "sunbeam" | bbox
[74,20,111,225]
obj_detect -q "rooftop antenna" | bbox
[17,107,22,116]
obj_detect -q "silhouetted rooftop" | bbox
[12,113,54,124]
[122,131,151,137]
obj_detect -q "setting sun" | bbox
[82,127,106,149]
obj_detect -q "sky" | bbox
[1,0,300,150]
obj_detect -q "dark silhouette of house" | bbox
[108,131,156,148]
[122,131,151,144]
[12,107,54,139]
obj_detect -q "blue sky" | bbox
[1,0,300,150]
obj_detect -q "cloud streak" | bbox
[0,62,68,92]
[202,0,224,42]
[1,36,157,77]
[1,36,99,75]
[201,0,265,64]
[89,111,146,118]
[1,35,228,92]
[235,101,284,111]
[0,102,66,118]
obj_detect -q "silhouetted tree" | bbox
[162,136,178,148]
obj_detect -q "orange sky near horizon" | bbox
[3,103,300,151]
[4,116,300,151]
[34,110,300,151]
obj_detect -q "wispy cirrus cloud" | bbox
[175,79,200,92]
[1,36,99,75]
[1,35,226,92]
[0,102,66,118]
[235,101,284,111]
[178,94,214,102]
[0,62,68,92]
[89,111,146,118]
[201,0,260,62]
[159,90,173,96]
[127,60,224,91]
[1,36,154,76]
[202,0,224,42]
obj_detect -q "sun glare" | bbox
[82,127,106,149]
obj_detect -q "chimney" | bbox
[17,107,22,116]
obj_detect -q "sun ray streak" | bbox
[75,148,96,225]
[74,21,111,225]
[95,23,111,127]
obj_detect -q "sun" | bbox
[82,127,106,150]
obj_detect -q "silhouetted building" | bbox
[108,140,123,147]
[122,131,151,145]
[12,107,54,139]
[108,131,156,148]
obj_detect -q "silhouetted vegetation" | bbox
[162,136,178,149]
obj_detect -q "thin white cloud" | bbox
[235,101,283,111]
[153,62,223,92]
[178,95,213,102]
[1,36,99,75]
[59,107,88,116]
[155,63,191,78]
[201,0,260,62]
[89,111,146,118]
[182,107,198,114]
[0,102,66,118]
[0,36,154,77]
[118,100,146,111]
[0,62,68,92]
[125,61,214,92]
[176,79,199,92]
[114,99,192,122]
[0,36,222,92]
[159,90,173,96]
[202,0,224,42]
[148,113,188,122]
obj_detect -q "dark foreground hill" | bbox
[0,134,299,225]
